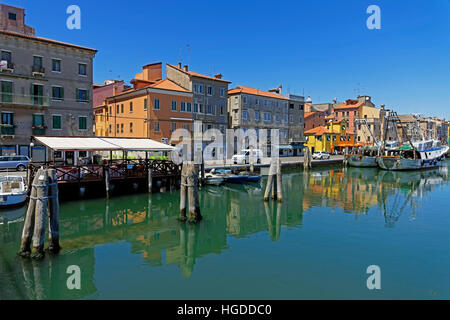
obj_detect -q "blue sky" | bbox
[4,0,450,119]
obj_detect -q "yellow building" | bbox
[305,120,356,153]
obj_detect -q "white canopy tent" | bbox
[32,136,175,152]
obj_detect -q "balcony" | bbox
[32,126,46,135]
[0,124,15,136]
[32,65,45,77]
[0,61,14,73]
[0,93,50,107]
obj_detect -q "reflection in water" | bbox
[0,163,449,299]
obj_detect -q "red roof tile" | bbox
[228,86,288,100]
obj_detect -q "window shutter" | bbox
[61,87,64,100]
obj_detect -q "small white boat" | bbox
[204,169,225,186]
[0,176,28,208]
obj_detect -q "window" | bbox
[116,105,119,113]
[154,98,160,110]
[31,84,44,105]
[171,122,177,132]
[171,101,177,111]
[255,111,260,121]
[78,116,87,130]
[1,81,13,103]
[198,84,204,94]
[52,115,61,130]
[264,113,271,121]
[154,122,160,132]
[207,105,212,114]
[52,59,61,72]
[78,63,87,76]
[144,98,148,110]
[109,125,112,134]
[289,115,293,123]
[220,106,224,115]
[193,103,198,113]
[8,12,17,20]
[276,115,280,122]
[255,99,259,105]
[129,102,133,113]
[120,123,124,133]
[193,84,198,93]
[180,102,186,112]
[116,124,119,133]
[207,86,213,96]
[33,56,43,68]
[187,102,192,112]
[52,86,64,101]
[76,89,89,102]
[182,124,190,131]
[32,114,44,127]
[220,88,225,97]
[200,104,204,113]
[121,104,124,113]
[242,110,248,120]
[1,51,11,62]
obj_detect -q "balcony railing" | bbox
[0,93,50,106]
[0,61,14,72]
[32,127,46,135]
[0,125,15,136]
[32,65,45,75]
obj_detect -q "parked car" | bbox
[232,149,264,164]
[312,151,330,160]
[0,155,30,171]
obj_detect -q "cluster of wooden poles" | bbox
[179,162,202,223]
[19,168,60,259]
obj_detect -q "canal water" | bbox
[1,162,449,299]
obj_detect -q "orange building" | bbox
[94,63,193,144]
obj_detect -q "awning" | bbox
[101,138,175,152]
[32,136,175,152]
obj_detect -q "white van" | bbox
[232,149,263,164]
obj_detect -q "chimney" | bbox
[113,85,118,96]
[183,65,189,72]
[142,62,162,82]
[381,104,385,110]
[215,73,222,79]
[178,62,182,69]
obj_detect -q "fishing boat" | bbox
[377,140,449,171]
[346,146,379,167]
[346,119,380,168]
[0,176,28,208]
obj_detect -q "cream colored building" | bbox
[0,5,96,161]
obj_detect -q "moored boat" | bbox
[0,176,28,208]
[377,140,449,171]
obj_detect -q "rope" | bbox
[180,183,197,187]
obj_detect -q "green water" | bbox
[1,163,450,299]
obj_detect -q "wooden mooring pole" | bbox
[19,168,61,259]
[264,159,282,202]
[179,162,202,223]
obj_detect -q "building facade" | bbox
[96,63,193,144]
[166,63,230,134]
[286,94,305,146]
[304,111,326,131]
[305,119,356,153]
[228,85,291,149]
[0,5,96,160]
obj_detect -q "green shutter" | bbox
[52,87,57,99]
